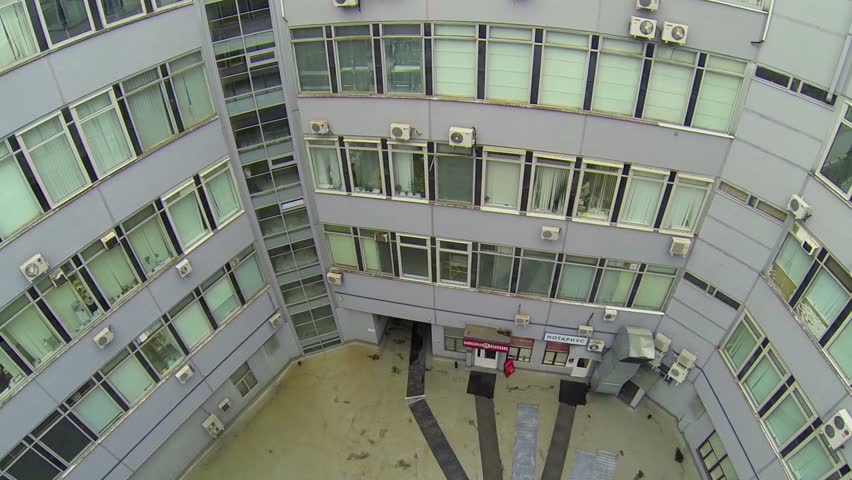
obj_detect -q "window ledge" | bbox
[702,0,769,14]
[656,122,735,139]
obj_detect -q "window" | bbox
[359,228,394,275]
[99,0,144,25]
[697,432,739,480]
[643,47,696,123]
[557,255,598,302]
[595,260,638,306]
[0,297,63,368]
[529,154,574,216]
[345,140,384,195]
[71,91,134,175]
[0,348,25,400]
[201,161,241,224]
[574,161,620,221]
[477,244,514,292]
[433,24,477,98]
[325,225,358,268]
[136,320,185,375]
[444,327,465,352]
[169,297,212,349]
[764,387,814,449]
[438,240,471,286]
[542,341,570,366]
[397,235,430,281]
[435,143,475,204]
[692,56,746,132]
[718,181,787,223]
[37,0,93,45]
[101,349,154,405]
[163,182,209,249]
[67,381,122,434]
[785,433,844,480]
[592,38,643,116]
[122,204,174,275]
[292,27,330,92]
[826,316,852,383]
[390,143,427,200]
[18,115,89,205]
[168,52,215,128]
[37,262,102,336]
[539,31,589,109]
[632,265,677,310]
[382,24,423,94]
[335,25,374,93]
[290,304,338,349]
[486,27,533,102]
[122,68,176,151]
[796,261,850,339]
[508,337,534,362]
[818,106,852,199]
[517,250,557,297]
[0,142,42,237]
[0,0,38,70]
[722,313,761,372]
[482,148,523,210]
[660,175,712,233]
[80,238,140,305]
[232,250,265,301]
[307,139,343,191]
[768,234,812,300]
[203,271,240,324]
[230,362,258,397]
[28,411,92,463]
[742,348,787,409]
[619,168,667,228]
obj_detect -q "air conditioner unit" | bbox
[636,0,659,11]
[587,339,605,352]
[20,254,48,282]
[667,364,688,384]
[334,0,358,6]
[661,22,688,45]
[175,365,194,384]
[50,270,67,288]
[309,120,330,135]
[603,308,618,322]
[326,271,343,286]
[541,226,561,242]
[176,259,192,278]
[670,237,692,256]
[654,332,672,353]
[218,398,232,412]
[792,224,820,256]
[578,325,594,337]
[374,232,390,242]
[676,349,697,369]
[629,16,656,40]
[268,312,282,328]
[449,127,475,148]
[787,194,812,220]
[202,413,225,438]
[100,231,119,250]
[823,409,852,450]
[229,256,241,269]
[390,123,411,141]
[514,313,530,327]
[93,327,113,349]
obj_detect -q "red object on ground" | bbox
[504,359,516,378]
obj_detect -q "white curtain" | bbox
[434,38,476,97]
[487,42,531,102]
[235,255,264,299]
[173,302,212,348]
[127,217,172,274]
[204,277,239,323]
[531,166,569,214]
[76,94,133,174]
[22,117,88,204]
[107,356,153,404]
[540,44,586,108]
[621,176,664,226]
[578,172,617,219]
[664,184,706,232]
[693,72,741,132]
[593,53,642,115]
[596,270,635,305]
[393,151,425,198]
[88,248,138,304]
[644,62,693,123]
[765,394,807,447]
[172,66,214,128]
[3,306,60,366]
[0,2,37,69]
[485,160,520,208]
[310,147,342,190]
[804,270,846,327]
[126,79,174,150]
[74,387,122,433]
[349,150,382,193]
[0,152,41,236]
[206,171,240,222]
[168,193,207,248]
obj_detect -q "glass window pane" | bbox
[361,238,394,274]
[294,41,330,92]
[125,81,175,150]
[127,215,174,275]
[820,121,852,194]
[439,250,468,285]
[384,38,423,94]
[632,273,673,310]
[434,38,476,97]
[172,65,214,128]
[478,253,512,291]
[43,276,102,335]
[484,160,521,209]
[596,269,636,306]
[87,247,139,305]
[827,320,852,381]
[172,302,213,349]
[530,165,570,215]
[437,154,474,203]
[327,233,358,268]
[786,436,834,480]
[593,52,641,115]
[39,0,91,44]
[770,235,812,299]
[204,168,240,223]
[577,168,618,220]
[540,45,586,108]
[0,152,42,236]
[765,394,807,447]
[309,145,343,191]
[2,305,62,367]
[744,356,782,406]
[799,270,847,338]
[663,182,708,232]
[107,355,154,404]
[337,39,374,93]
[349,147,383,194]
[557,263,595,301]
[392,149,427,199]
[0,348,25,397]
[42,416,90,462]
[620,173,665,227]
[235,254,265,299]
[21,117,88,204]
[75,94,133,175]
[644,61,693,123]
[102,0,142,23]
[7,448,62,480]
[167,190,208,248]
[140,328,184,374]
[692,71,741,132]
[204,277,239,323]
[400,246,429,280]
[518,259,554,297]
[74,386,122,433]
[723,321,757,371]
[486,42,531,102]
[0,1,38,69]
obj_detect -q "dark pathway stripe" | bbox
[474,396,503,480]
[406,322,429,399]
[409,399,470,480]
[541,403,577,480]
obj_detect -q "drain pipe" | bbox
[751,0,775,45]
[827,21,852,102]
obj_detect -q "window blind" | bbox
[539,33,587,108]
[349,149,382,193]
[744,356,781,405]
[644,61,693,123]
[125,73,174,150]
[692,72,741,132]
[21,117,88,204]
[723,322,756,371]
[434,38,476,97]
[172,65,214,128]
[593,50,642,115]
[0,1,37,69]
[206,170,240,223]
[663,182,707,232]
[310,146,342,190]
[74,387,122,433]
[620,173,665,226]
[172,302,212,348]
[486,42,531,102]
[0,151,41,237]
[484,160,520,209]
[530,166,569,214]
[596,269,635,305]
[76,94,133,174]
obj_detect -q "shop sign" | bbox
[544,332,589,346]
[463,338,510,352]
[503,359,516,378]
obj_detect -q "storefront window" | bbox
[542,341,570,366]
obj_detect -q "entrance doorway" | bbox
[474,348,499,369]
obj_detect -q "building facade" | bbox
[0,0,850,479]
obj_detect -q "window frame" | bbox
[659,173,713,234]
[162,180,211,250]
[380,23,425,95]
[389,141,428,202]
[591,37,644,116]
[782,432,845,480]
[33,0,95,48]
[431,23,478,98]
[0,297,65,370]
[79,235,142,306]
[333,24,376,94]
[120,67,178,151]
[437,239,472,287]
[200,158,242,225]
[324,224,359,269]
[516,249,558,298]
[306,137,345,193]
[69,89,136,176]
[815,102,852,201]
[396,234,431,282]
[572,159,622,223]
[291,27,331,93]
[357,228,395,276]
[527,153,575,218]
[484,25,535,103]
[537,30,591,110]
[344,138,385,197]
[642,46,698,124]
[617,166,668,229]
[0,0,39,72]
[434,143,476,205]
[761,385,816,451]
[740,346,789,411]
[593,259,639,307]
[721,312,764,374]
[476,243,515,293]
[166,52,215,129]
[96,0,148,28]
[824,313,852,385]
[555,254,599,302]
[481,147,525,212]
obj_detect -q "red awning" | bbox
[510,336,535,348]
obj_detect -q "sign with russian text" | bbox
[463,338,510,352]
[544,332,589,346]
